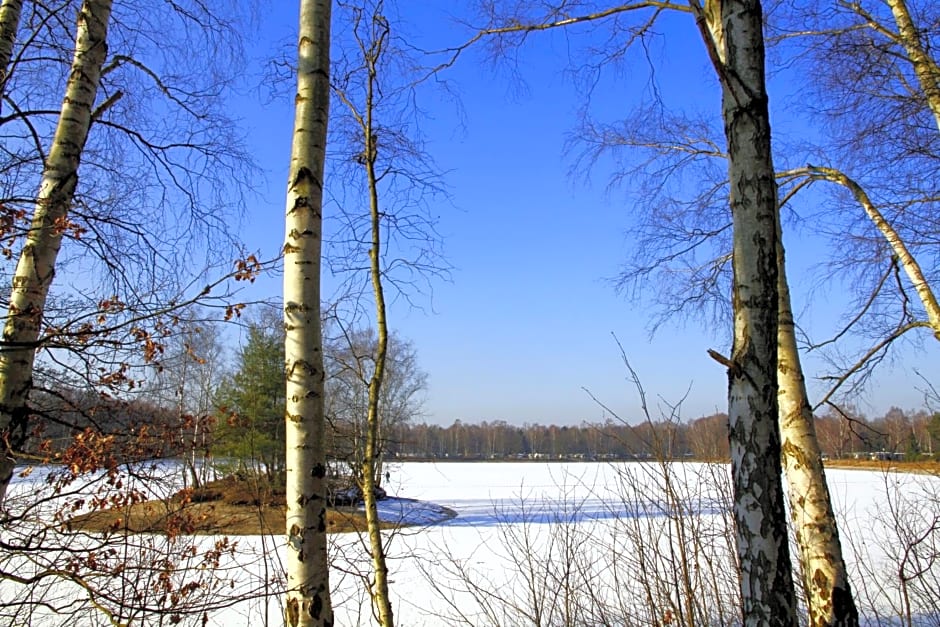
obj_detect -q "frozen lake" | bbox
[359,462,940,626]
[4,461,939,625]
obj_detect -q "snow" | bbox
[5,461,940,625]
[340,462,940,625]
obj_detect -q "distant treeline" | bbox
[23,386,181,460]
[384,408,940,462]
[23,383,939,466]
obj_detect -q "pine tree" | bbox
[214,322,286,480]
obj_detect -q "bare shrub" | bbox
[1,460,278,626]
[839,468,940,626]
[417,459,739,627]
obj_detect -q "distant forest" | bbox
[385,408,940,462]
[23,385,938,465]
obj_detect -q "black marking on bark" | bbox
[284,302,309,313]
[812,568,831,601]
[291,166,314,190]
[829,584,859,627]
[781,440,809,471]
[286,597,299,626]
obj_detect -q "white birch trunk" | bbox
[885,0,940,134]
[810,166,940,341]
[0,0,113,506]
[283,0,333,625]
[777,218,859,626]
[0,0,22,92]
[700,0,798,623]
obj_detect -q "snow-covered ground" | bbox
[242,462,940,625]
[5,461,940,625]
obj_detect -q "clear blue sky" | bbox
[231,2,938,426]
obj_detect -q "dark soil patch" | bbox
[69,475,400,536]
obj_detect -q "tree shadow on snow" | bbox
[425,496,728,528]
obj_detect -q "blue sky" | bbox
[231,2,938,426]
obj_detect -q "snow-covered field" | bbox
[5,461,940,625]
[231,462,940,626]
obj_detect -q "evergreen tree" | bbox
[214,321,285,481]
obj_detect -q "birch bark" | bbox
[776,7,940,618]
[0,0,22,93]
[885,0,940,134]
[806,166,940,341]
[699,0,799,623]
[777,215,859,626]
[283,0,334,625]
[0,0,113,506]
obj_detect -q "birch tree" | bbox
[0,1,265,621]
[588,124,862,623]
[0,0,22,95]
[575,87,865,627]
[453,1,800,620]
[776,165,940,410]
[283,0,334,624]
[775,200,859,626]
[580,2,940,614]
[885,0,940,132]
[799,0,940,147]
[0,0,113,506]
[766,1,940,399]
[695,2,798,621]
[0,0,258,505]
[145,311,224,488]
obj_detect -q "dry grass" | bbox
[68,475,398,536]
[825,458,940,474]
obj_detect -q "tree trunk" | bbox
[361,88,395,626]
[0,0,22,94]
[0,0,24,502]
[777,216,859,626]
[283,0,334,625]
[699,0,799,623]
[885,0,940,134]
[0,0,113,507]
[374,448,384,488]
[807,166,940,341]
